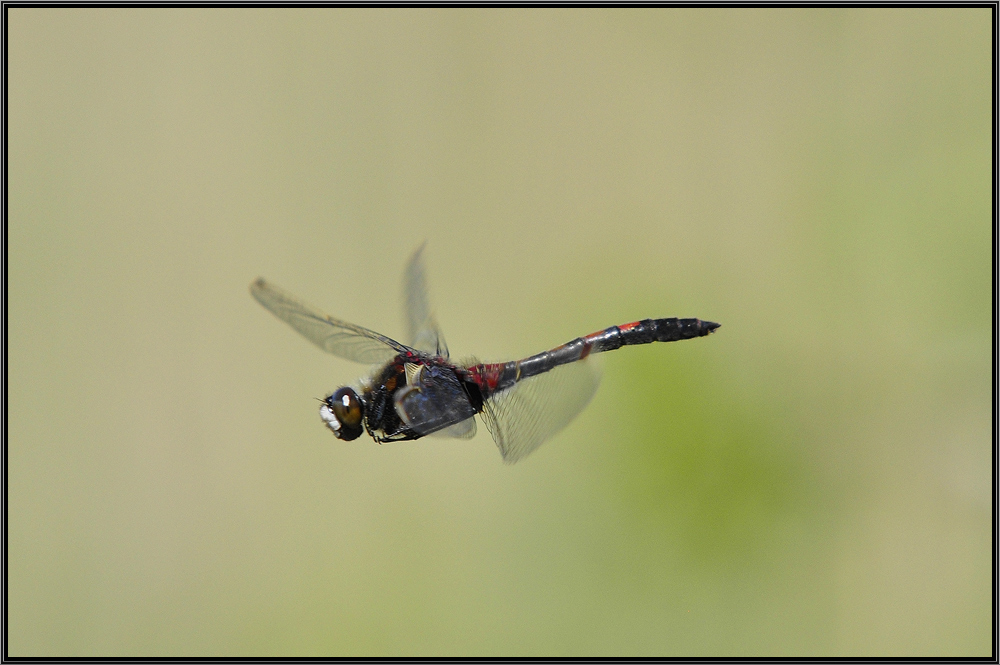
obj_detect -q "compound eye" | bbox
[332,387,362,427]
[322,387,364,441]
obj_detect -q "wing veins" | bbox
[251,278,408,364]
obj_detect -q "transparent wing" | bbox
[479,357,603,464]
[430,417,478,439]
[404,243,449,357]
[250,278,408,364]
[394,363,478,436]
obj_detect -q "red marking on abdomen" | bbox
[618,321,642,332]
[580,340,593,360]
[468,363,503,391]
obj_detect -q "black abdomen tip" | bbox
[651,318,721,342]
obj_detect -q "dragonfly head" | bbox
[320,387,365,440]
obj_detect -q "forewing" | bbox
[480,357,602,464]
[250,278,407,364]
[404,244,449,357]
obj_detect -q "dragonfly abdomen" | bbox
[470,317,719,394]
[618,317,720,345]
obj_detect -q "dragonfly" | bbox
[251,246,720,463]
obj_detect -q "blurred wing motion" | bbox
[250,278,408,364]
[404,244,449,357]
[431,417,478,439]
[480,357,603,464]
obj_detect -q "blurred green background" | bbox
[8,8,991,657]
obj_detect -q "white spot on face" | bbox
[319,404,341,433]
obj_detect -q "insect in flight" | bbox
[251,246,719,463]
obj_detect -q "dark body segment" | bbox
[361,352,420,442]
[467,318,720,396]
[361,352,481,443]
